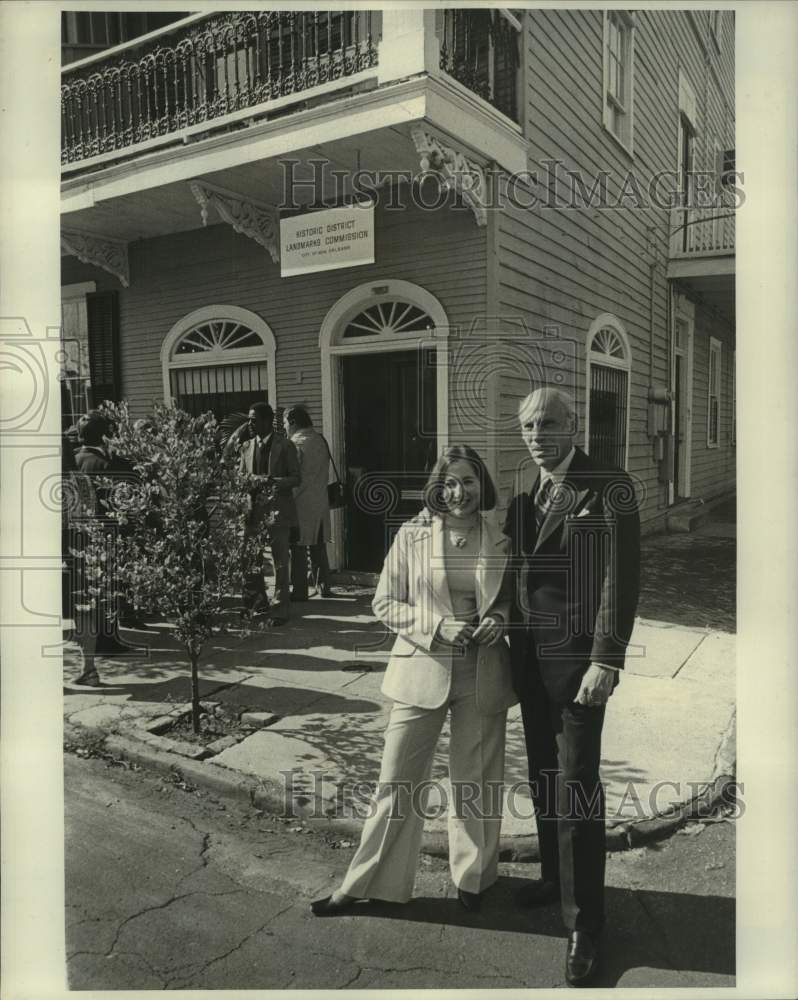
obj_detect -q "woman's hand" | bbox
[435,617,476,648]
[471,614,504,646]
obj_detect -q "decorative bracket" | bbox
[410,127,488,227]
[60,230,130,287]
[189,180,280,263]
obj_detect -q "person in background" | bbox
[283,405,333,601]
[71,411,132,667]
[75,411,152,632]
[239,402,300,626]
[312,445,516,917]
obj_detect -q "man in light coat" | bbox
[284,406,333,600]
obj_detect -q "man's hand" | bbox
[471,614,504,646]
[436,617,476,649]
[575,663,616,707]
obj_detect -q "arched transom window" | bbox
[161,306,277,419]
[174,320,263,355]
[342,300,435,340]
[586,314,632,469]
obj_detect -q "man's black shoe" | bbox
[565,930,600,987]
[517,878,560,908]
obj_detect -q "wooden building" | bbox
[60,8,735,570]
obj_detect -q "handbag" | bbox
[321,435,346,509]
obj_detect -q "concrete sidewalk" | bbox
[63,586,736,854]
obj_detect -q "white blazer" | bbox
[373,513,518,715]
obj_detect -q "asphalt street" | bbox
[65,749,735,990]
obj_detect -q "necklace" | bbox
[445,517,479,549]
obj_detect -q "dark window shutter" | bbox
[86,290,120,406]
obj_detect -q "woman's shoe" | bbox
[310,893,358,917]
[457,888,482,912]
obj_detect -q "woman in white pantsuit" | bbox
[312,445,517,916]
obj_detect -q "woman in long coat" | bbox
[311,444,516,915]
[284,406,332,599]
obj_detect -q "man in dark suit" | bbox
[503,387,640,986]
[239,402,300,626]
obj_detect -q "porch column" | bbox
[378,9,440,85]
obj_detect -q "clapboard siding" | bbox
[489,9,734,528]
[61,9,733,530]
[689,304,736,498]
[62,197,488,458]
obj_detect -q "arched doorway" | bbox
[320,280,449,572]
[161,306,277,419]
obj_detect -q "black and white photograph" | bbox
[1,1,796,997]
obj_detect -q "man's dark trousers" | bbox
[517,646,606,935]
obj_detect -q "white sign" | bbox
[280,202,375,277]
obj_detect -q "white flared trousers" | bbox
[340,659,507,903]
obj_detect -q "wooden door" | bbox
[342,349,436,571]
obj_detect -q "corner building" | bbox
[61,8,735,571]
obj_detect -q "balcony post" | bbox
[377,9,439,84]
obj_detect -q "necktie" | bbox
[255,436,271,475]
[534,477,554,529]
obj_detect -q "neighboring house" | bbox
[60,8,735,571]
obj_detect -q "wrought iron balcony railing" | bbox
[61,10,379,165]
[669,206,735,258]
[438,9,520,124]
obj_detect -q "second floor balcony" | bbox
[61,9,522,172]
[668,205,735,323]
[668,206,735,269]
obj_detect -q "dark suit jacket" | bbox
[239,433,300,529]
[503,447,640,704]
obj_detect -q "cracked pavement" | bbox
[66,751,735,990]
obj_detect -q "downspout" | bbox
[647,225,665,510]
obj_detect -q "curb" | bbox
[66,712,737,863]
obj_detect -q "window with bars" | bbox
[603,11,635,153]
[707,337,722,448]
[166,316,273,420]
[587,320,631,470]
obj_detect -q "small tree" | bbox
[78,401,271,732]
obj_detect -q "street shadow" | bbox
[347,877,734,984]
[62,611,389,680]
[64,672,381,718]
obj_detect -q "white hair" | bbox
[519,386,578,427]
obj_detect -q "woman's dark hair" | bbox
[285,405,312,429]
[423,444,497,513]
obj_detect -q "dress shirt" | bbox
[253,433,273,475]
[537,446,576,493]
[536,445,619,675]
